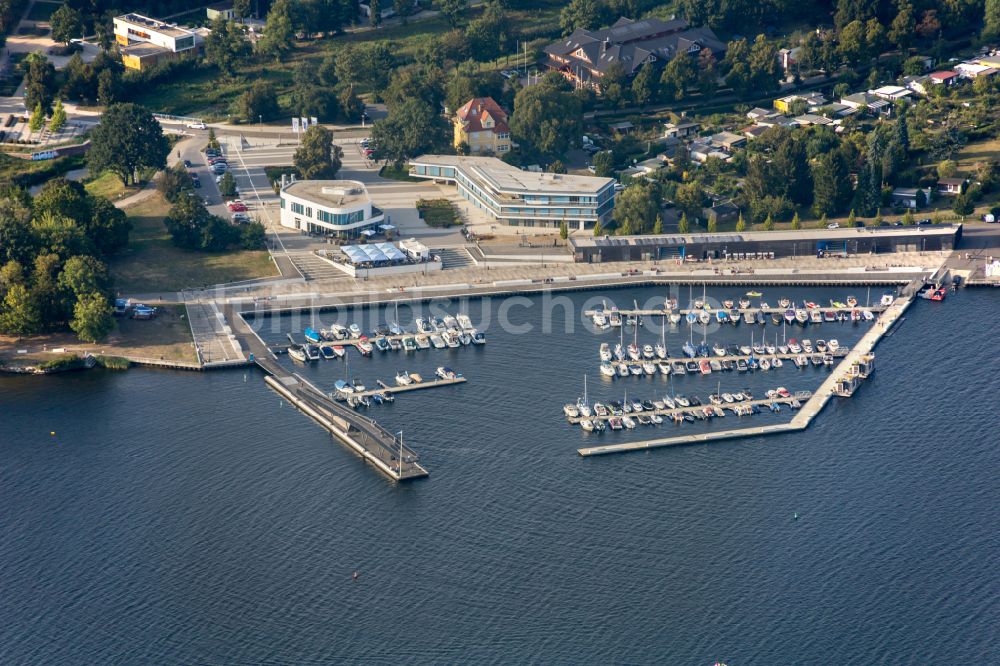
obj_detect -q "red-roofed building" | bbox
[929,71,959,86]
[453,97,512,155]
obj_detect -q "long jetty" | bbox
[578,290,918,457]
[227,305,428,481]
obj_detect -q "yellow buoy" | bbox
[50,431,56,436]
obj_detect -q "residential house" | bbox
[755,115,799,129]
[928,70,959,86]
[543,17,726,90]
[610,121,635,135]
[794,114,833,126]
[773,91,827,113]
[936,178,967,196]
[955,62,997,79]
[743,125,769,140]
[902,75,931,96]
[702,201,740,226]
[840,92,892,116]
[890,187,931,209]
[689,139,729,163]
[657,135,683,158]
[711,131,746,152]
[663,120,700,138]
[206,2,237,21]
[453,97,511,155]
[871,85,913,102]
[746,107,780,122]
[821,102,855,118]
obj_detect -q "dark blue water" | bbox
[2,286,998,664]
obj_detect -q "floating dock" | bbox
[578,290,917,457]
[568,394,810,426]
[357,376,468,397]
[583,305,887,318]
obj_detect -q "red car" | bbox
[228,202,248,212]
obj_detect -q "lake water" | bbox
[2,285,998,664]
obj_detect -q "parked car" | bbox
[231,213,251,223]
[205,148,220,157]
[183,159,192,168]
[918,218,932,225]
[187,122,207,130]
[212,164,228,174]
[827,222,840,229]
[208,156,227,165]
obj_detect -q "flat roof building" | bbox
[279,180,385,239]
[114,13,201,70]
[409,155,616,230]
[569,225,961,263]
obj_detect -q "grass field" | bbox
[111,193,278,292]
[84,171,142,201]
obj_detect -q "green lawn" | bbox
[379,163,419,182]
[84,171,142,201]
[111,193,278,292]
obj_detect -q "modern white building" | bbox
[408,155,615,230]
[113,14,204,70]
[279,180,385,238]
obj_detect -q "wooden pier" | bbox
[578,290,918,457]
[568,394,810,427]
[354,376,468,397]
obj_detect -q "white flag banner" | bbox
[310,117,318,127]
[292,117,300,133]
[301,117,309,130]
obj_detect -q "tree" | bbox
[953,191,974,215]
[87,198,131,256]
[593,220,603,236]
[70,292,113,342]
[219,171,238,197]
[58,255,109,298]
[49,99,66,133]
[614,183,660,234]
[653,215,663,235]
[96,68,122,106]
[205,18,250,76]
[631,63,658,107]
[370,98,450,164]
[439,0,467,27]
[164,194,236,251]
[547,159,567,174]
[707,217,717,233]
[510,74,583,158]
[986,0,1000,41]
[0,203,35,266]
[677,212,689,234]
[338,87,365,122]
[937,159,958,179]
[559,220,569,240]
[889,2,915,51]
[847,209,857,226]
[763,214,774,230]
[811,150,851,217]
[50,4,83,44]
[465,0,510,61]
[258,0,294,60]
[233,0,253,18]
[592,151,614,178]
[88,104,168,186]
[735,213,746,232]
[865,18,886,57]
[0,284,41,336]
[660,53,697,101]
[560,0,601,34]
[902,207,914,225]
[839,20,867,66]
[370,0,382,27]
[294,125,343,179]
[241,221,266,249]
[791,212,801,230]
[873,210,882,226]
[24,55,56,114]
[34,178,91,226]
[28,103,45,133]
[239,81,280,122]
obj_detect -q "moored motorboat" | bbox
[395,371,412,386]
[436,366,458,380]
[320,345,336,360]
[600,362,617,377]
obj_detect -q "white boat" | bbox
[600,362,617,378]
[760,358,771,371]
[654,343,667,359]
[578,377,592,417]
[580,419,595,432]
[436,366,457,380]
[456,314,474,331]
[627,344,640,361]
[828,339,840,352]
[287,344,307,362]
[772,357,783,368]
[430,334,446,349]
[348,324,362,338]
[395,372,412,386]
[669,312,682,325]
[617,363,629,377]
[592,313,609,329]
[642,344,655,359]
[416,317,432,334]
[600,343,612,362]
[444,332,460,348]
[880,293,895,306]
[564,403,580,418]
[650,414,663,424]
[663,396,676,409]
[862,309,875,321]
[642,362,656,375]
[657,362,671,375]
[416,335,431,349]
[629,364,643,376]
[622,416,636,429]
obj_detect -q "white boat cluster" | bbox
[564,387,812,432]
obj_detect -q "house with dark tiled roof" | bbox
[543,17,725,91]
[453,97,511,155]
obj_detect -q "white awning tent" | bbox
[360,229,378,237]
[379,224,395,230]
[340,242,409,266]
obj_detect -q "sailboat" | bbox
[577,376,593,417]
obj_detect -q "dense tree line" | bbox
[0,180,130,341]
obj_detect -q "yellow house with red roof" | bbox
[453,97,512,155]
